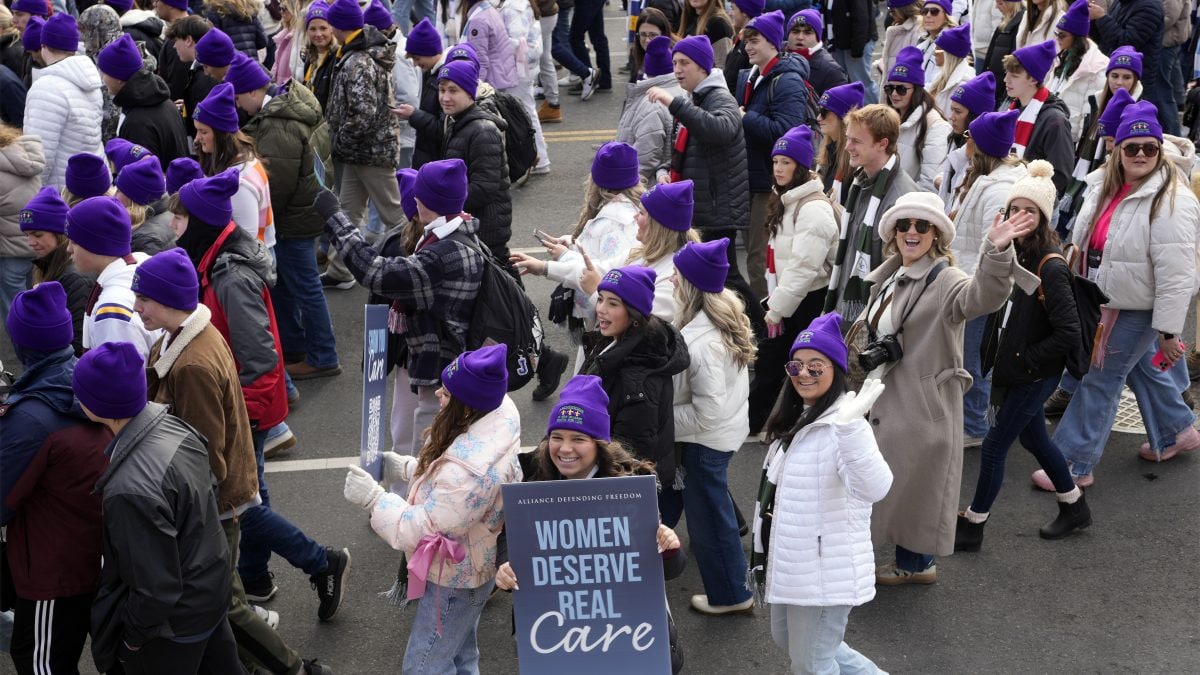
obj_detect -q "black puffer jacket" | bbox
[667,69,749,231]
[829,0,877,57]
[326,26,401,168]
[582,321,690,487]
[114,69,189,168]
[981,245,1081,387]
[0,32,23,78]
[738,54,810,193]
[984,9,1023,107]
[804,46,848,96]
[411,63,444,169]
[302,49,336,115]
[130,209,177,255]
[1021,96,1074,196]
[205,11,268,58]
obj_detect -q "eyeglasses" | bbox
[922,7,942,15]
[895,219,933,234]
[1121,142,1160,158]
[638,31,661,41]
[784,359,829,378]
[884,84,910,96]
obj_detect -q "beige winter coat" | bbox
[1163,0,1194,48]
[862,243,1022,557]
[0,135,45,259]
[873,17,923,89]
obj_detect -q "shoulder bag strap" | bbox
[1035,253,1067,304]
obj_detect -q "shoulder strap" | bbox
[1035,252,1067,304]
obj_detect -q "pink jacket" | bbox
[463,1,518,90]
[271,28,296,84]
[368,396,523,589]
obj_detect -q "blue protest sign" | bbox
[360,304,389,480]
[501,475,671,674]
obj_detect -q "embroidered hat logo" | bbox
[795,330,814,344]
[1114,55,1132,66]
[18,209,32,225]
[893,65,908,77]
[1128,121,1151,135]
[556,404,586,425]
[602,270,624,285]
[774,139,789,152]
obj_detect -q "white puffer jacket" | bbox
[23,55,105,188]
[765,179,838,324]
[1045,41,1109,146]
[672,311,750,453]
[762,395,893,607]
[1069,165,1199,335]
[897,106,951,191]
[951,162,1028,275]
[969,0,1002,61]
[616,73,684,182]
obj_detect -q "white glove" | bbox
[344,466,385,510]
[833,379,885,425]
[382,452,416,485]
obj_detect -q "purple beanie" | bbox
[106,0,134,14]
[305,0,330,25]
[225,52,270,94]
[97,32,141,80]
[968,109,1019,159]
[1057,0,1090,36]
[22,16,43,52]
[446,42,479,68]
[7,281,72,351]
[887,0,916,6]
[1107,46,1143,78]
[179,167,240,226]
[1013,39,1056,83]
[643,35,673,77]
[194,82,241,134]
[414,158,468,216]
[116,155,166,206]
[159,0,188,10]
[745,10,785,51]
[437,59,478,99]
[1114,100,1163,146]
[326,0,364,31]
[73,342,147,420]
[195,28,235,68]
[40,13,78,53]
[406,17,442,56]
[19,187,69,234]
[888,45,924,87]
[105,137,152,175]
[935,22,971,59]
[731,0,765,19]
[789,9,822,41]
[66,153,112,199]
[547,375,611,442]
[395,168,418,220]
[673,239,729,293]
[1097,86,1135,137]
[12,0,49,18]
[598,265,657,317]
[818,81,865,117]
[66,197,131,257]
[640,180,693,232]
[591,142,639,191]
[950,71,996,117]
[166,157,205,195]
[673,35,714,73]
[791,312,848,373]
[132,248,198,311]
[771,125,815,168]
[364,0,393,30]
[441,343,509,412]
[926,0,952,12]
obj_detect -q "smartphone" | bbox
[533,229,555,245]
[1152,341,1187,371]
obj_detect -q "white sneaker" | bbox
[531,163,551,175]
[580,68,600,101]
[252,605,280,629]
[558,73,581,87]
[690,594,754,615]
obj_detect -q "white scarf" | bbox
[1011,88,1050,159]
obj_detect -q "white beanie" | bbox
[1006,159,1057,222]
[879,191,956,247]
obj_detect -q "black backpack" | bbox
[491,90,538,184]
[445,230,544,391]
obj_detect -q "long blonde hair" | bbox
[678,0,729,37]
[208,0,262,22]
[955,151,1023,205]
[627,218,700,265]
[927,53,967,103]
[673,274,757,369]
[572,177,645,239]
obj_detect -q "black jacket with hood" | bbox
[114,69,189,169]
[1020,95,1074,196]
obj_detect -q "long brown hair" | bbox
[413,394,491,478]
[890,1,922,25]
[0,122,22,148]
[197,129,259,175]
[766,166,813,238]
[632,9,676,76]
[892,87,943,170]
[816,114,852,189]
[529,437,656,481]
[31,235,71,283]
[1052,33,1089,81]
[678,0,729,37]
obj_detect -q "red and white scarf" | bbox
[1010,87,1050,159]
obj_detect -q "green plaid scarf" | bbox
[823,154,897,322]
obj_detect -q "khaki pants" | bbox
[747,192,771,299]
[325,163,407,283]
[222,519,302,675]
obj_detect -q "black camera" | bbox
[858,334,903,372]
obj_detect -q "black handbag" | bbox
[547,283,575,325]
[1037,251,1109,380]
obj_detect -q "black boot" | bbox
[954,513,986,552]
[1039,493,1092,540]
[532,348,569,401]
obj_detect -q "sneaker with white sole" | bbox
[320,273,356,291]
[558,73,581,87]
[264,424,297,459]
[580,68,600,101]
[690,595,754,615]
[243,571,278,602]
[252,605,280,629]
[875,562,937,586]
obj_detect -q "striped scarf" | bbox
[823,154,897,322]
[1010,87,1050,158]
[748,439,786,604]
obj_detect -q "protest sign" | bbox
[501,475,671,674]
[360,304,388,480]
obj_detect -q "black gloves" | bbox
[313,188,342,222]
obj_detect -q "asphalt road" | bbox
[4,7,1200,674]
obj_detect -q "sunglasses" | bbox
[1053,30,1070,40]
[895,219,933,234]
[922,7,943,15]
[784,359,829,378]
[884,84,910,96]
[1121,142,1160,158]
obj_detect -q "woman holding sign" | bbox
[495,374,687,673]
[752,313,892,674]
[343,343,523,675]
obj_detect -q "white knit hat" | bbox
[1005,159,1057,222]
[879,191,956,247]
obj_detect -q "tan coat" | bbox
[872,18,922,89]
[862,243,1020,556]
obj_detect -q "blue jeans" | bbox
[1053,309,1196,476]
[1157,45,1183,135]
[962,315,991,437]
[678,443,751,606]
[0,256,31,323]
[238,429,329,581]
[895,546,933,573]
[270,237,339,369]
[401,580,494,675]
[552,8,590,78]
[392,0,435,33]
[569,0,610,87]
[970,377,1075,512]
[769,603,884,675]
[831,43,877,103]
